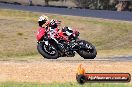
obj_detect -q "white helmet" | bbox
[38,15,49,22]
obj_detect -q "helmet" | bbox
[38,15,49,27]
[38,15,49,22]
[62,27,73,36]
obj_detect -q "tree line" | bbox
[73,0,132,11]
[28,0,132,11]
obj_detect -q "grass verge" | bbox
[0,82,131,87]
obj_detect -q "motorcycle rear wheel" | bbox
[37,42,59,59]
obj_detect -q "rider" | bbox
[38,15,78,41]
[38,15,61,43]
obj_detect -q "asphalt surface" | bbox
[50,56,132,62]
[0,3,132,21]
[3,56,131,62]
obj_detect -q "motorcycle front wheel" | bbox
[77,40,97,59]
[37,42,59,59]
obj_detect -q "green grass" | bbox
[0,82,131,87]
[0,8,132,59]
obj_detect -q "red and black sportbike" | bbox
[36,21,97,59]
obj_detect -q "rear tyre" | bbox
[37,42,59,59]
[77,40,97,59]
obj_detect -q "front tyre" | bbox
[37,42,59,59]
[77,40,97,59]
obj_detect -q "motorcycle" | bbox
[36,21,97,59]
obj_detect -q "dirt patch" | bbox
[0,60,131,83]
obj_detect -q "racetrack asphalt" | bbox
[49,56,132,62]
[0,3,132,21]
[1,55,131,62]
